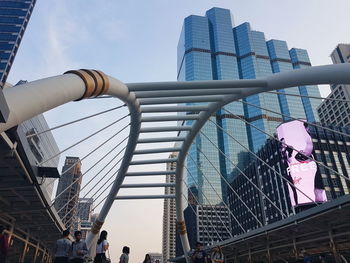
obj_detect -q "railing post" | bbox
[329,230,342,263]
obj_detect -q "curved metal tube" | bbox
[174,63,350,261]
[1,63,350,263]
[0,71,141,250]
[85,79,141,247]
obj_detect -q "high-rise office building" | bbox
[0,0,37,87]
[228,123,350,236]
[55,156,82,227]
[0,0,37,122]
[317,44,350,127]
[330,44,350,64]
[162,152,177,262]
[177,7,320,205]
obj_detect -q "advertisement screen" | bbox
[276,120,326,206]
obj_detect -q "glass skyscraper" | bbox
[0,0,36,87]
[177,7,320,205]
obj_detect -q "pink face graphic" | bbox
[277,120,326,206]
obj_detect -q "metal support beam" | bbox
[329,230,342,263]
[141,115,199,122]
[120,183,175,188]
[140,126,191,133]
[138,95,225,105]
[134,88,242,98]
[115,194,175,200]
[125,171,175,176]
[130,158,177,165]
[133,147,181,154]
[141,105,209,112]
[137,137,185,143]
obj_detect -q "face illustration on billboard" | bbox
[276,120,326,206]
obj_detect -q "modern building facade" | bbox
[0,0,36,87]
[77,198,94,239]
[162,152,177,262]
[317,44,350,127]
[176,204,231,256]
[54,156,83,227]
[147,253,163,263]
[228,123,350,236]
[330,44,350,64]
[177,7,321,205]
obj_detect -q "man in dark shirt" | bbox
[70,231,88,263]
[191,242,207,263]
[0,225,9,263]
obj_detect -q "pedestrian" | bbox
[191,242,207,263]
[143,254,151,263]
[0,226,9,263]
[70,231,88,263]
[210,247,224,263]
[53,230,72,263]
[119,246,129,263]
[94,230,109,263]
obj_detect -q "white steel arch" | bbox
[1,64,350,262]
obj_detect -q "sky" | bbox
[6,0,350,262]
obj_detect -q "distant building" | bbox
[162,152,177,262]
[228,123,350,236]
[317,44,350,127]
[148,253,163,263]
[78,198,94,220]
[0,1,37,87]
[176,204,231,256]
[330,44,350,64]
[54,157,83,227]
[77,198,94,239]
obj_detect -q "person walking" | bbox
[94,230,109,263]
[210,247,224,263]
[0,226,9,263]
[53,230,72,263]
[70,231,88,263]
[143,254,151,263]
[191,242,207,263]
[119,246,129,263]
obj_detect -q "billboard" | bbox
[276,120,326,206]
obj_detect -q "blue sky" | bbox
[7,0,350,262]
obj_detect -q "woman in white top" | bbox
[94,230,109,263]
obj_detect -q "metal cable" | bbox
[190,141,264,227]
[267,91,350,103]
[56,145,126,215]
[47,123,130,188]
[241,99,350,139]
[39,114,130,166]
[26,104,126,138]
[52,133,129,205]
[209,118,318,206]
[185,156,246,233]
[182,172,233,239]
[199,129,288,218]
[237,100,350,183]
[64,166,122,228]
[181,192,216,245]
